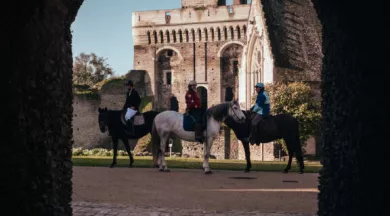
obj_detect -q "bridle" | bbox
[229,102,245,123]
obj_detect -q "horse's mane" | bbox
[206,102,230,122]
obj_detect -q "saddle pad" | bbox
[183,114,196,131]
[134,115,145,125]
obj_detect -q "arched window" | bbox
[185,30,189,42]
[191,29,195,42]
[179,30,183,43]
[153,31,157,43]
[166,30,170,43]
[159,30,164,43]
[147,31,151,44]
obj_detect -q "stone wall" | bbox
[237,142,275,161]
[72,95,110,148]
[181,127,241,160]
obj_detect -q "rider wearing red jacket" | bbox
[185,80,203,142]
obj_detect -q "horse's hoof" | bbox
[299,171,304,174]
[159,168,164,172]
[283,170,288,173]
[164,169,170,172]
[204,170,213,175]
[109,164,116,168]
[128,164,133,168]
[244,169,250,173]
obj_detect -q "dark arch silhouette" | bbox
[3,1,386,215]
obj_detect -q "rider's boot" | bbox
[195,123,203,143]
[126,118,135,135]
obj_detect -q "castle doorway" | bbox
[220,43,243,102]
[156,49,181,110]
[197,86,208,109]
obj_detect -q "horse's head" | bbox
[98,107,108,133]
[227,100,246,123]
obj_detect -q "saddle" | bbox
[121,111,145,126]
[251,114,279,143]
[183,112,206,132]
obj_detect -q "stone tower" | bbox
[132,0,250,112]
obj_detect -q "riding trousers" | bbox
[251,113,264,126]
[125,108,137,121]
[188,108,204,124]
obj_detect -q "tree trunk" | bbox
[2,0,83,215]
[312,1,386,215]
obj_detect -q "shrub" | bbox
[72,147,133,157]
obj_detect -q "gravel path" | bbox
[72,167,319,216]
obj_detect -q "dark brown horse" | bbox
[224,110,304,174]
[98,107,159,168]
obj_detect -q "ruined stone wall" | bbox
[181,126,240,160]
[238,142,275,161]
[260,0,322,83]
[72,95,110,148]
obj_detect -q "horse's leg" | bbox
[284,147,294,173]
[159,133,170,172]
[203,137,214,174]
[243,141,252,173]
[122,139,134,168]
[295,146,305,174]
[110,137,119,168]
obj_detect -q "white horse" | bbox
[151,100,246,174]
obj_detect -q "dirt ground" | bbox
[72,167,319,215]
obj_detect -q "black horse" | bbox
[98,107,159,168]
[224,110,304,174]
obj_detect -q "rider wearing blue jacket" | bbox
[249,82,270,143]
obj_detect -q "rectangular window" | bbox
[166,72,172,85]
[229,6,234,14]
[218,0,226,6]
[233,60,239,75]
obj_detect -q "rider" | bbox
[123,80,141,134]
[185,80,204,143]
[249,82,271,143]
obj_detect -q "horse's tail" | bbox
[151,120,160,168]
[293,118,304,170]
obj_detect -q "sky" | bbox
[71,0,236,76]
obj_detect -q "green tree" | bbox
[73,52,114,86]
[253,82,321,153]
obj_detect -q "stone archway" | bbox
[156,49,182,110]
[219,43,244,102]
[5,1,387,215]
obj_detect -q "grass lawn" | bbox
[72,156,322,173]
